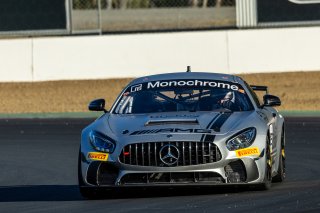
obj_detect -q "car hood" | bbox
[106,111,257,136]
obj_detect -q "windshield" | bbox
[113,79,253,114]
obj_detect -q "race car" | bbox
[78,71,286,198]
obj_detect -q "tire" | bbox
[258,135,272,190]
[272,128,286,182]
[78,148,99,199]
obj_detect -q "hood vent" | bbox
[145,119,198,126]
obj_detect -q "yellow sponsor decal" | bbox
[88,152,109,161]
[236,147,260,158]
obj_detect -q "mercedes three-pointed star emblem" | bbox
[159,144,180,166]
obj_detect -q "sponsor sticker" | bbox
[130,128,211,135]
[88,152,109,161]
[130,84,142,92]
[146,80,239,91]
[127,79,244,93]
[235,147,260,158]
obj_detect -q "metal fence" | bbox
[1,0,320,37]
[0,0,69,37]
[70,0,236,33]
[0,0,236,37]
[237,0,320,28]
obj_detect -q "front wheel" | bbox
[273,128,286,182]
[258,136,272,190]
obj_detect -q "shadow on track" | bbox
[89,185,266,200]
[0,184,264,202]
[0,185,82,202]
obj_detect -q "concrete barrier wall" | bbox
[0,39,33,82]
[1,27,320,82]
[33,31,228,81]
[228,27,320,73]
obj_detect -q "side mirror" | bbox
[263,95,281,107]
[88,99,106,112]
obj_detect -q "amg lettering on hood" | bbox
[147,80,239,91]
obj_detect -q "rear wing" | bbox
[250,85,268,94]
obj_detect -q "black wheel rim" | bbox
[266,139,272,182]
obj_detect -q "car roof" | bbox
[129,72,245,86]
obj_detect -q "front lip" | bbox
[79,183,257,188]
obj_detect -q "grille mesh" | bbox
[119,141,222,167]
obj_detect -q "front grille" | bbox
[120,172,224,185]
[119,141,222,167]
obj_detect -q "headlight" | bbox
[226,128,256,151]
[89,131,116,153]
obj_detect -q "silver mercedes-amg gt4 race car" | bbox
[78,71,285,198]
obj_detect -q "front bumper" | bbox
[80,155,263,187]
[80,131,268,187]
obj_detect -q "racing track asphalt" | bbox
[0,117,319,213]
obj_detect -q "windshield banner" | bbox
[128,79,243,93]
